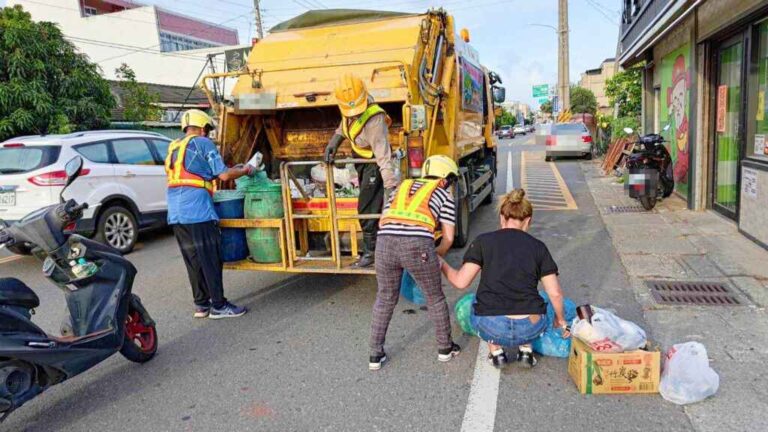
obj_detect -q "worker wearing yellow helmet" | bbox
[165,109,262,320]
[324,73,397,268]
[368,155,461,371]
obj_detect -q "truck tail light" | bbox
[546,135,556,146]
[28,169,90,186]
[407,136,425,177]
[582,135,593,143]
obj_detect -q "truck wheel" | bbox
[453,194,470,248]
[6,243,32,256]
[96,205,138,254]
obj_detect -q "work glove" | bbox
[247,151,265,172]
[324,134,343,164]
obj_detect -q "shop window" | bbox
[749,21,768,161]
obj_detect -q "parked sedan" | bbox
[496,125,515,139]
[513,125,526,135]
[545,122,593,161]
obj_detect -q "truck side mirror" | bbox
[492,86,506,104]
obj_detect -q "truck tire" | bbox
[453,191,470,248]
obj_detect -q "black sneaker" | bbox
[437,343,461,362]
[369,352,387,371]
[488,351,509,369]
[516,349,538,368]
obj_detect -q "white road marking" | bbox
[460,342,500,432]
[0,255,23,264]
[505,151,514,193]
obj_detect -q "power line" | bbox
[584,0,620,26]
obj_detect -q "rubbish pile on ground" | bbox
[450,294,719,403]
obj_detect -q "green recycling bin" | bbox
[243,180,284,263]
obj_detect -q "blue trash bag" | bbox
[400,271,426,305]
[531,291,577,358]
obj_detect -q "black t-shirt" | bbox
[463,228,558,316]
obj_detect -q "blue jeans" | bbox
[470,309,547,348]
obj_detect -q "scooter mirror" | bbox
[61,156,84,202]
[623,127,634,134]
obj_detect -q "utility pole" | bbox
[253,0,264,39]
[558,0,570,113]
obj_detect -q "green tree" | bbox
[496,108,517,127]
[540,99,553,114]
[605,67,642,117]
[114,63,161,123]
[0,6,114,141]
[570,86,598,114]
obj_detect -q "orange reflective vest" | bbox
[341,104,388,159]
[164,135,215,195]
[379,179,441,232]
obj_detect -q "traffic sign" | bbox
[532,84,549,98]
[538,97,549,105]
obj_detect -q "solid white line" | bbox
[0,255,23,264]
[460,342,500,432]
[505,151,514,193]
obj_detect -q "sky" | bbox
[0,0,621,109]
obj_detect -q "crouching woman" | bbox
[440,189,570,368]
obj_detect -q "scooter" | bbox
[623,125,674,210]
[0,156,157,421]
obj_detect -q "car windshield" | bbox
[0,146,61,175]
[500,126,512,131]
[553,123,588,135]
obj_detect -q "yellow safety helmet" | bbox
[181,109,215,132]
[422,155,459,179]
[334,73,369,117]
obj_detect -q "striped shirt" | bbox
[378,180,456,239]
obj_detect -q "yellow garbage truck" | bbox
[201,9,506,274]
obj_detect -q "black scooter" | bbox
[624,125,674,210]
[0,156,157,421]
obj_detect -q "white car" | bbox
[513,125,526,135]
[0,131,172,254]
[545,123,593,161]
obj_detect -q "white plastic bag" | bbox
[659,342,719,405]
[572,306,647,352]
[310,163,354,188]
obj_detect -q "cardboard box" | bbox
[568,337,661,394]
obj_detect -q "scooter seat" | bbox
[0,278,40,310]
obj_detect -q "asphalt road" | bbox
[0,134,691,431]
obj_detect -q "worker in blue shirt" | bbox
[165,109,261,319]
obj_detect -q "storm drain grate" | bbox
[646,280,741,306]
[604,205,653,214]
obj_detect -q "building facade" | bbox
[578,58,617,115]
[619,0,768,249]
[8,0,242,87]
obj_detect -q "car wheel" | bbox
[584,151,593,160]
[96,205,138,254]
[545,155,553,162]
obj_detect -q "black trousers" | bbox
[356,162,384,240]
[172,221,227,309]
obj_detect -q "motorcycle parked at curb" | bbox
[0,156,157,421]
[623,125,674,211]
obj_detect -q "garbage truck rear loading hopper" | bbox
[202,9,506,274]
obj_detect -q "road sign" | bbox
[532,84,549,98]
[538,97,549,105]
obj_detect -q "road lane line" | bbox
[505,150,513,192]
[0,255,23,264]
[549,160,578,209]
[460,342,500,432]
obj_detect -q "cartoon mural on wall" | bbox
[660,44,691,197]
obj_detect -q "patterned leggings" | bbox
[369,235,454,355]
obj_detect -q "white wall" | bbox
[9,0,232,87]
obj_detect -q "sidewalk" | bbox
[582,161,768,432]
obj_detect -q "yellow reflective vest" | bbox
[341,104,387,159]
[164,135,215,195]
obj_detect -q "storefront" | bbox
[705,8,768,247]
[620,0,768,250]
